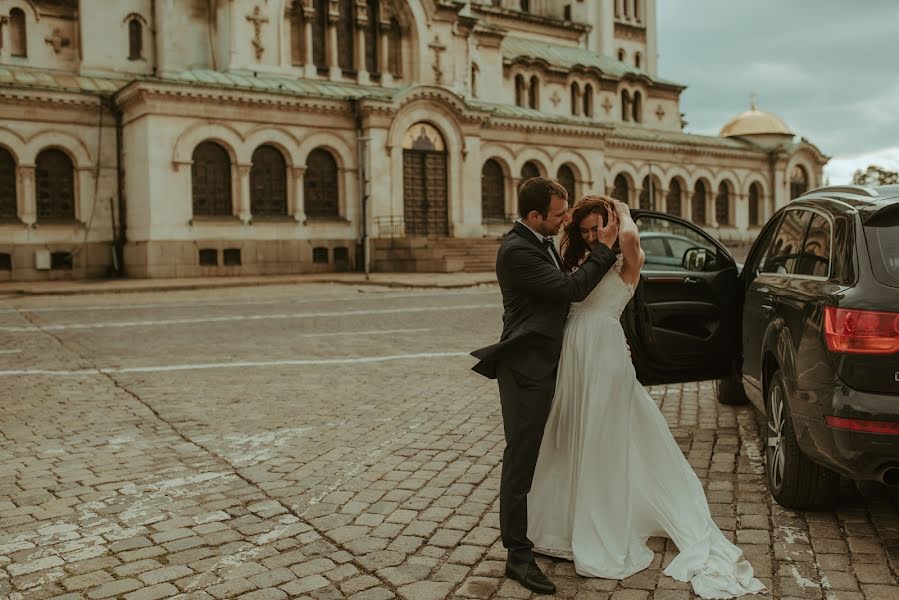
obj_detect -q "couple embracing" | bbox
[471,177,766,598]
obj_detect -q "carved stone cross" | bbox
[655,104,665,120]
[429,35,446,85]
[246,6,269,61]
[601,96,613,115]
[45,28,71,54]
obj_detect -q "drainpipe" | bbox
[108,96,127,277]
[351,99,371,276]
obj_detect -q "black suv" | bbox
[623,185,899,509]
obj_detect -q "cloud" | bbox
[657,1,898,160]
[825,147,899,185]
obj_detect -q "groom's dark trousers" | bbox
[471,222,616,564]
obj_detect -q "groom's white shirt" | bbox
[517,219,561,270]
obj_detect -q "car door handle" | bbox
[684,276,700,285]
[761,303,775,318]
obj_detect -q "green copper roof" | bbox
[611,124,761,150]
[502,36,683,87]
[165,69,396,101]
[0,66,128,94]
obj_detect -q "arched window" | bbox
[365,0,380,75]
[305,148,340,218]
[692,180,707,224]
[632,91,642,123]
[388,17,402,77]
[0,147,17,221]
[666,178,682,216]
[515,74,526,107]
[290,2,304,65]
[250,145,288,217]
[583,84,594,117]
[715,181,731,225]
[557,165,576,207]
[128,18,143,60]
[633,0,640,22]
[639,175,658,210]
[481,159,505,223]
[471,63,479,98]
[570,82,580,116]
[10,8,27,57]
[521,161,540,181]
[191,142,232,217]
[621,90,631,121]
[748,183,762,226]
[312,0,328,69]
[635,52,642,69]
[528,76,539,109]
[617,48,625,62]
[612,174,630,204]
[790,165,809,200]
[36,149,75,222]
[337,0,355,72]
[623,0,630,18]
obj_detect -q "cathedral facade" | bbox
[0,0,827,280]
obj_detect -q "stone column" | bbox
[292,166,307,222]
[237,164,252,223]
[355,1,370,85]
[378,18,392,85]
[0,17,10,61]
[18,165,36,226]
[303,3,316,78]
[327,0,341,80]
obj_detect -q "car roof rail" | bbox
[805,184,880,198]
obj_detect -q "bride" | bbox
[527,195,766,599]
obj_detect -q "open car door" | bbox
[622,211,742,385]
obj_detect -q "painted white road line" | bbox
[0,289,496,315]
[0,304,495,332]
[0,351,472,377]
[301,328,430,337]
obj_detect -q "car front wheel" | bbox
[765,370,838,510]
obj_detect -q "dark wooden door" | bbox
[403,149,448,236]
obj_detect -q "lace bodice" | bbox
[570,257,635,320]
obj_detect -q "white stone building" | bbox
[0,0,827,280]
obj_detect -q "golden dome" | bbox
[720,100,793,138]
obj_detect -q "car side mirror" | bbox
[682,247,709,271]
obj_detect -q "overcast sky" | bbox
[656,1,899,184]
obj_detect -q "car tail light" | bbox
[825,416,899,435]
[824,306,899,354]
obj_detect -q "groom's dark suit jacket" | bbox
[471,222,617,379]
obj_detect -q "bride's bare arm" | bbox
[612,200,645,286]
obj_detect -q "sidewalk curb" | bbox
[0,274,498,297]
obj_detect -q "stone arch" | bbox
[0,127,27,164]
[551,150,592,188]
[479,144,516,178]
[387,96,464,231]
[6,0,39,22]
[604,161,639,193]
[665,175,687,217]
[172,122,244,168]
[22,131,92,166]
[713,169,740,192]
[514,147,553,179]
[244,126,302,167]
[297,132,355,170]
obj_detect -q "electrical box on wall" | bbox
[35,250,51,270]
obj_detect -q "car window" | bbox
[864,204,899,288]
[745,214,781,277]
[641,236,668,257]
[762,209,811,274]
[795,213,831,277]
[635,215,722,271]
[666,237,696,259]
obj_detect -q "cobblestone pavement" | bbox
[1,283,898,600]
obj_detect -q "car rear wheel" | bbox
[766,370,839,510]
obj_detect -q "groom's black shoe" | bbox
[505,560,556,595]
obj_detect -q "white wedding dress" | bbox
[527,263,766,599]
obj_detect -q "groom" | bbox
[471,177,619,594]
